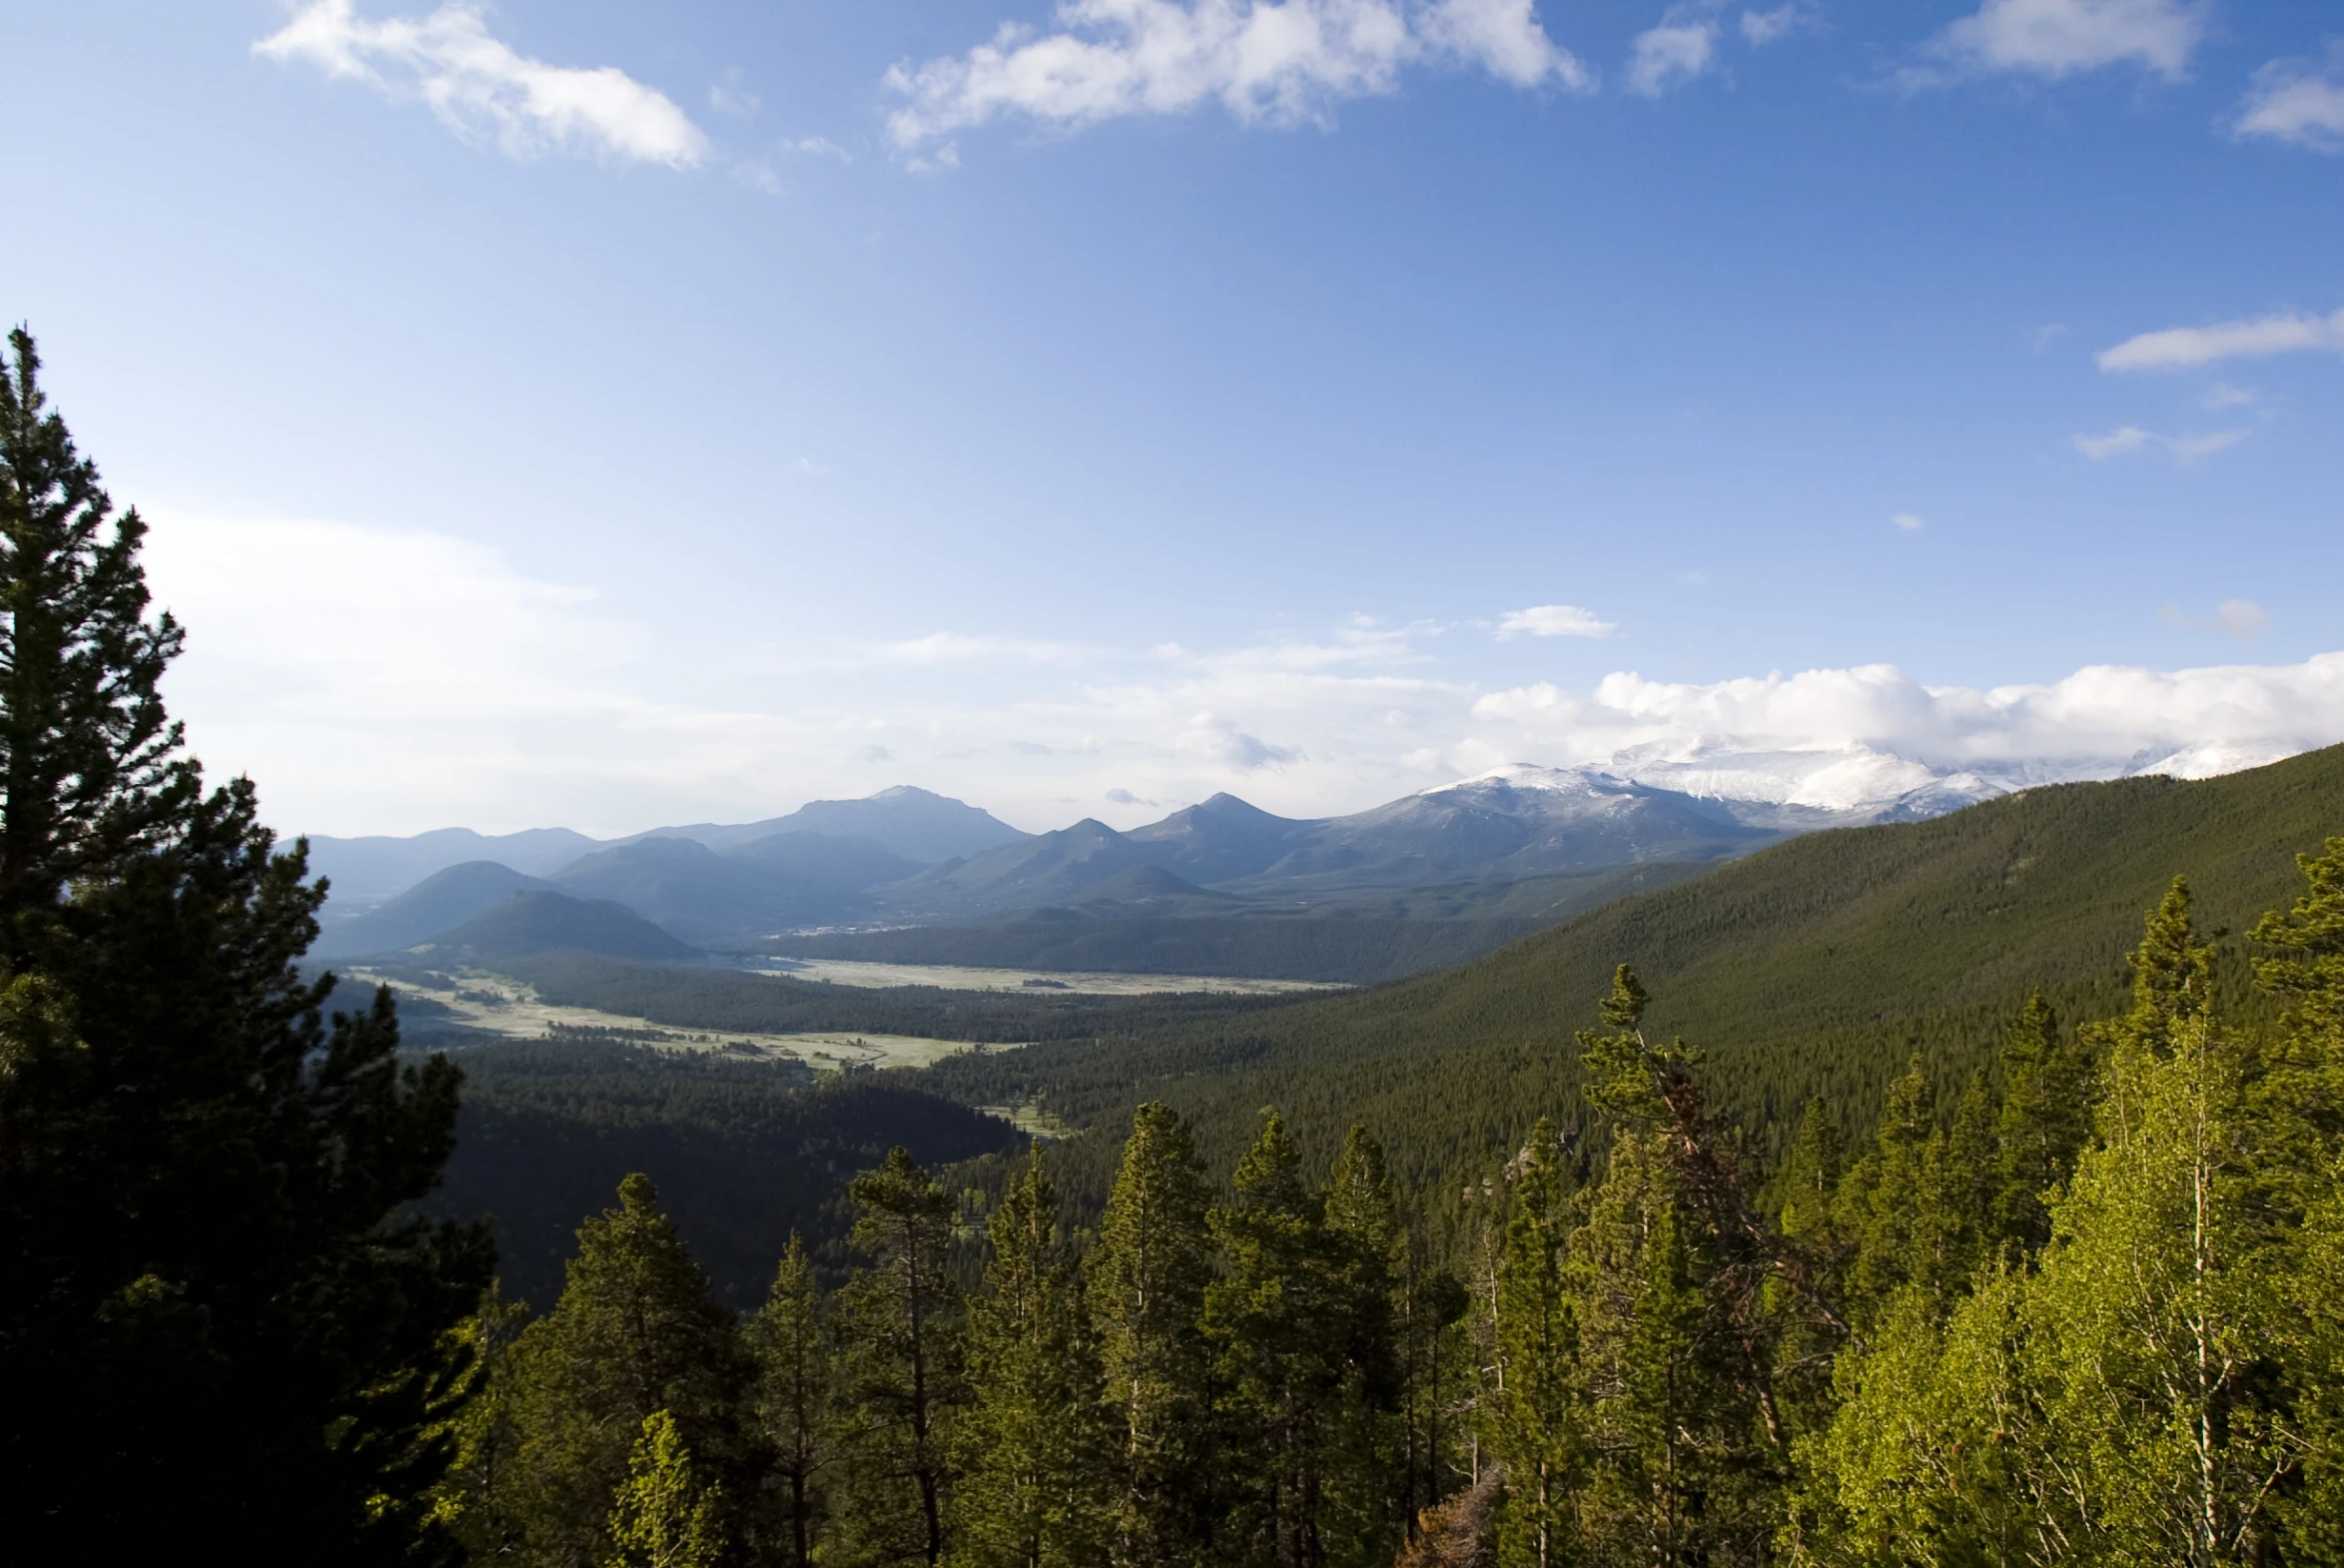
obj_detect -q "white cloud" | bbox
[882,0,1590,151]
[876,632,1097,665]
[734,161,784,195]
[255,0,709,168]
[2071,424,2152,458]
[2200,382,2255,410]
[2071,424,2248,462]
[2236,43,2344,152]
[2161,599,2270,641]
[1628,23,1716,96]
[784,136,854,162]
[1927,0,2204,81]
[1496,603,1617,639]
[1739,5,1807,46]
[1467,654,2344,784]
[2098,308,2344,371]
[1177,713,1300,768]
[707,76,760,119]
[1893,512,1926,532]
[139,512,2344,840]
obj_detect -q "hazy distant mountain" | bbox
[541,830,921,945]
[1219,767,1771,895]
[420,890,697,963]
[725,831,926,888]
[885,819,1161,918]
[630,786,1028,864]
[873,772,1769,921]
[315,861,561,957]
[1124,793,1318,883]
[303,827,602,904]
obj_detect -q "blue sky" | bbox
[4,0,2341,835]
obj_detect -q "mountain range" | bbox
[305,739,2299,973]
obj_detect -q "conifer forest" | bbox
[7,320,2344,1568]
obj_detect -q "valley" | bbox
[307,742,2200,984]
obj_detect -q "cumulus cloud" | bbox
[1628,23,1716,95]
[1466,655,2344,788]
[2098,308,2344,371]
[142,512,2344,840]
[255,0,708,167]
[1926,0,2205,81]
[1496,603,1616,639]
[1893,512,1926,532]
[882,0,1590,151]
[2236,43,2344,151]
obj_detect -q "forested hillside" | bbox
[432,852,2344,1566]
[428,1037,1018,1308]
[921,744,2344,1220]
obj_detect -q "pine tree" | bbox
[1088,1102,1216,1568]
[747,1234,833,1568]
[431,1282,534,1559]
[1485,1120,1580,1568]
[1773,1100,1842,1247]
[834,1147,965,1568]
[607,1410,726,1568]
[0,330,489,1561]
[1397,1255,1472,1542]
[1205,1110,1348,1568]
[1837,1058,1968,1326]
[1320,1126,1406,1568]
[951,1151,1110,1568]
[507,1174,752,1567]
[1989,992,2091,1255]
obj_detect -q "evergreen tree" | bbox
[1566,1129,1772,1566]
[1989,992,2091,1255]
[1485,1121,1581,1568]
[0,330,488,1560]
[608,1410,726,1568]
[747,1234,833,1568]
[1836,1058,1970,1327]
[1205,1110,1348,1568]
[1320,1126,1407,1568]
[507,1174,752,1568]
[1773,1099,1842,1247]
[432,1282,535,1559]
[1397,1255,1472,1542]
[951,1151,1110,1568]
[1088,1103,1216,1568]
[834,1147,965,1568]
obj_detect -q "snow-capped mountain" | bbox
[1439,732,2314,834]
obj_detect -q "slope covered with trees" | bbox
[429,1036,1020,1308]
[920,744,2344,1218]
[433,843,2344,1566]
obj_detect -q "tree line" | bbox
[429,853,2344,1566]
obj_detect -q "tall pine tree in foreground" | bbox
[834,1146,965,1568]
[952,1151,1111,1568]
[505,1174,753,1568]
[0,329,489,1560]
[748,1234,834,1567]
[1089,1102,1216,1568]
